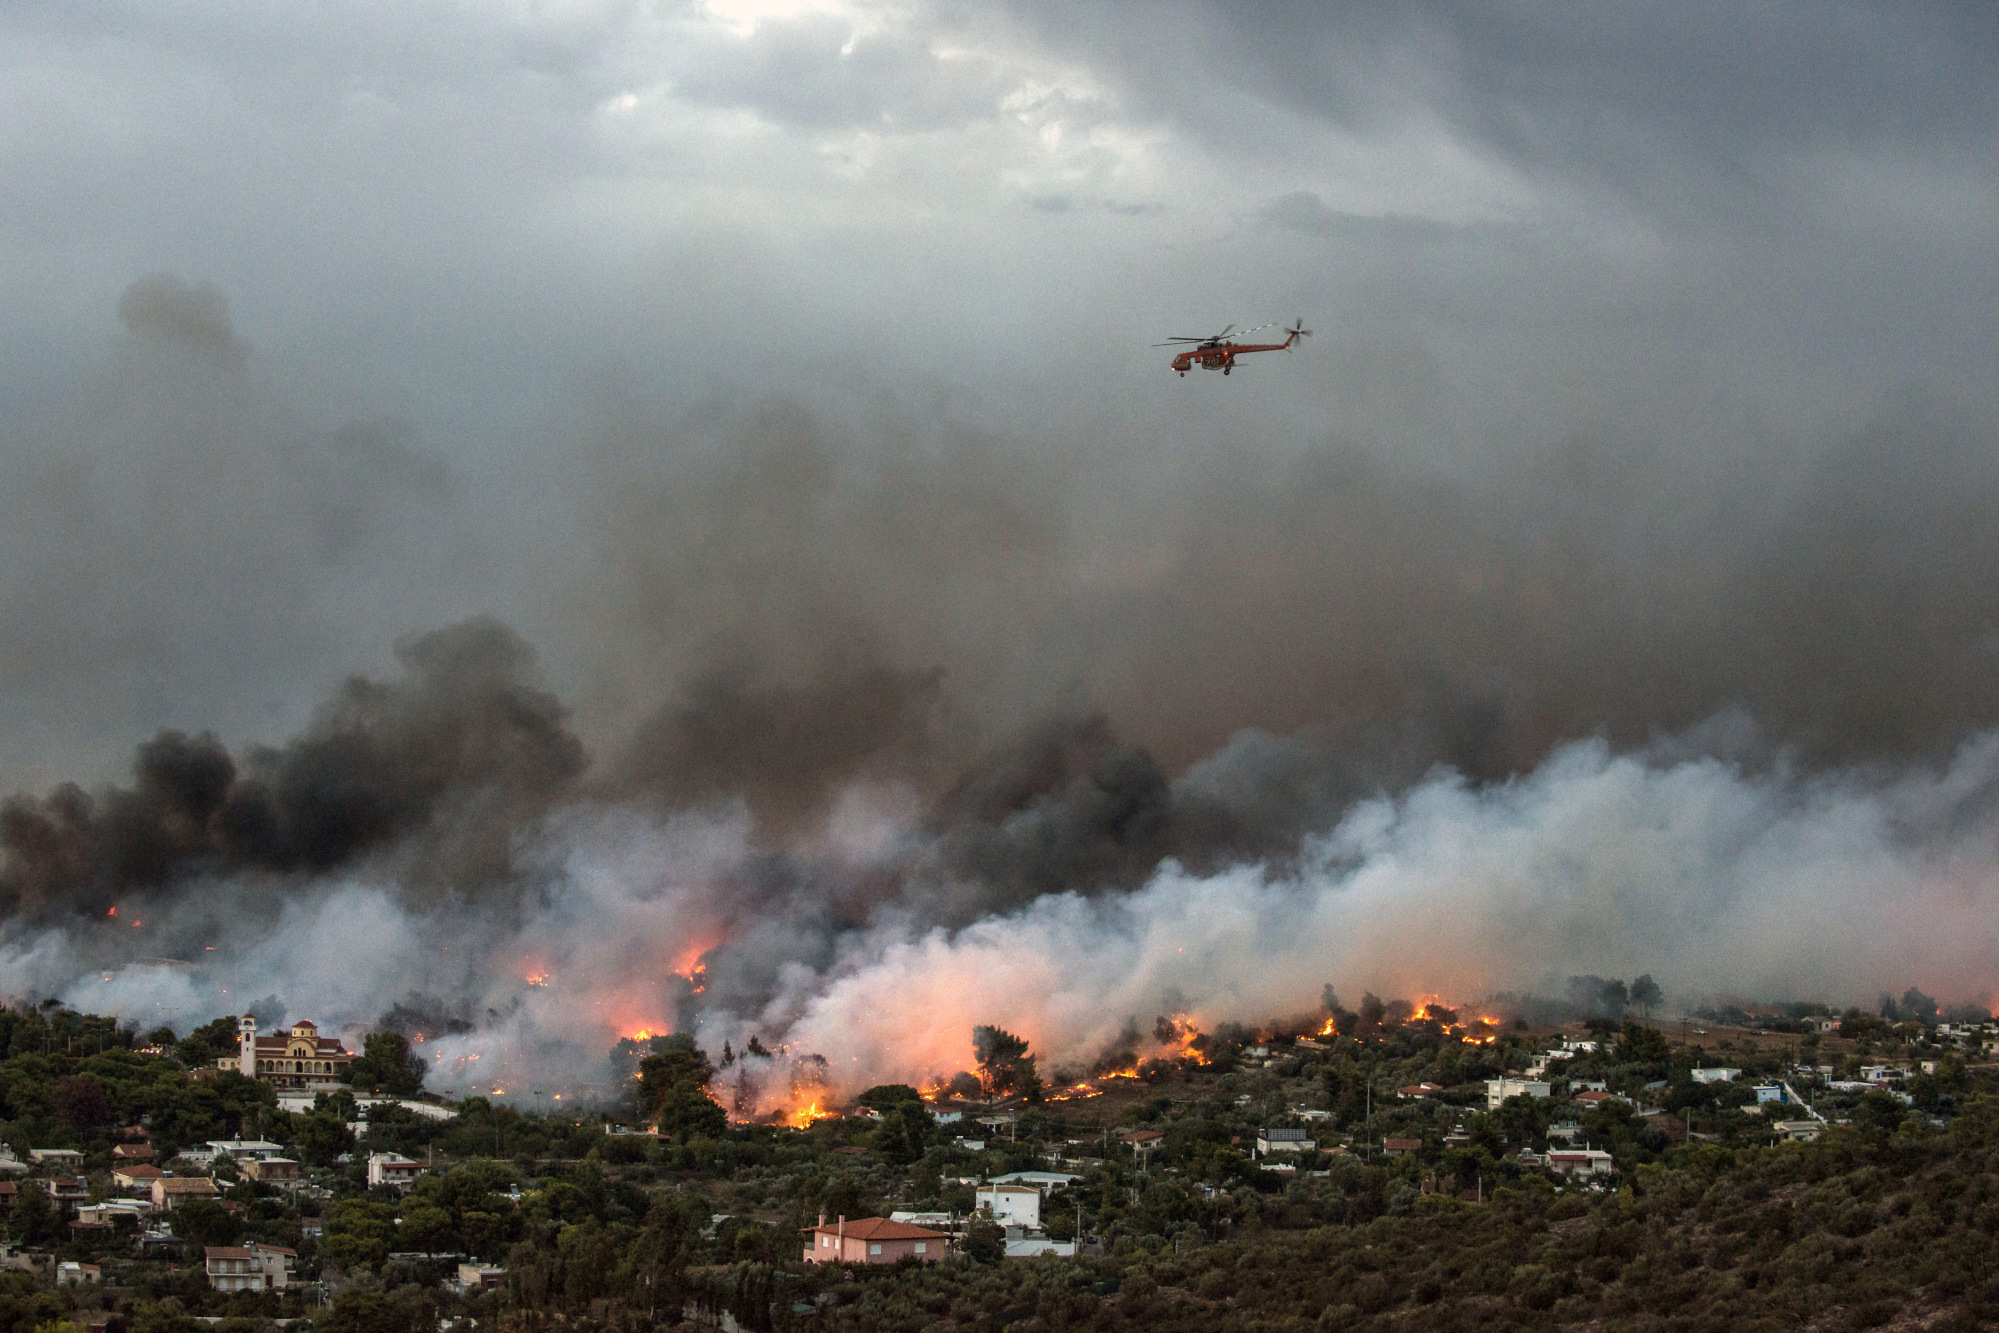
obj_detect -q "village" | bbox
[0,992,1995,1331]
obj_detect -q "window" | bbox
[869,1244,881,1255]
[914,1242,927,1254]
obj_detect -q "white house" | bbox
[888,1211,956,1230]
[366,1153,426,1190]
[1257,1128,1316,1155]
[1486,1078,1551,1111]
[277,1094,457,1122]
[1546,1149,1615,1178]
[1690,1068,1741,1084]
[76,1200,151,1227]
[975,1183,1042,1229]
[204,1242,295,1292]
[988,1171,1082,1191]
[206,1140,286,1161]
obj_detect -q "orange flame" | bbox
[1159,1014,1211,1065]
[787,1100,832,1129]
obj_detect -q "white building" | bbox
[1004,1238,1076,1258]
[205,1242,295,1292]
[888,1212,956,1230]
[1546,1149,1615,1178]
[988,1171,1082,1193]
[366,1153,426,1191]
[1485,1078,1552,1111]
[277,1094,457,1122]
[1257,1128,1317,1155]
[975,1183,1042,1229]
[206,1140,286,1161]
[1690,1068,1741,1084]
[76,1200,151,1227]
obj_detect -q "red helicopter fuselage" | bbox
[1170,328,1304,375]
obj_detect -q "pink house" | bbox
[802,1216,947,1265]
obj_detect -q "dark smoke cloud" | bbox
[619,660,944,835]
[568,391,1999,803]
[115,274,247,370]
[0,618,583,917]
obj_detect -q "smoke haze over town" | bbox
[2,1,1998,1109]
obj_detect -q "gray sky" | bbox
[3,0,1997,789]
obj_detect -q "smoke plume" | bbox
[5,280,1999,1110]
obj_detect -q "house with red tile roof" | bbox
[802,1216,947,1265]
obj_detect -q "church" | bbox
[215,1017,355,1089]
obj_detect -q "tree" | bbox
[345,1032,426,1095]
[1568,975,1628,1019]
[1899,987,1940,1025]
[1615,1021,1670,1070]
[322,1199,395,1271]
[962,1214,1005,1263]
[638,1036,726,1140]
[877,1100,934,1165]
[176,1016,240,1069]
[11,1182,58,1246]
[654,1079,727,1141]
[973,1025,1041,1102]
[1629,975,1663,1017]
[52,1074,111,1132]
[856,1084,925,1111]
[319,1287,438,1333]
[167,1198,241,1249]
[399,1203,454,1253]
[291,1107,357,1166]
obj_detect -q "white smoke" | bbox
[768,731,1999,1087]
[6,727,1998,1108]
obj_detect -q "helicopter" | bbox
[1155,319,1311,375]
